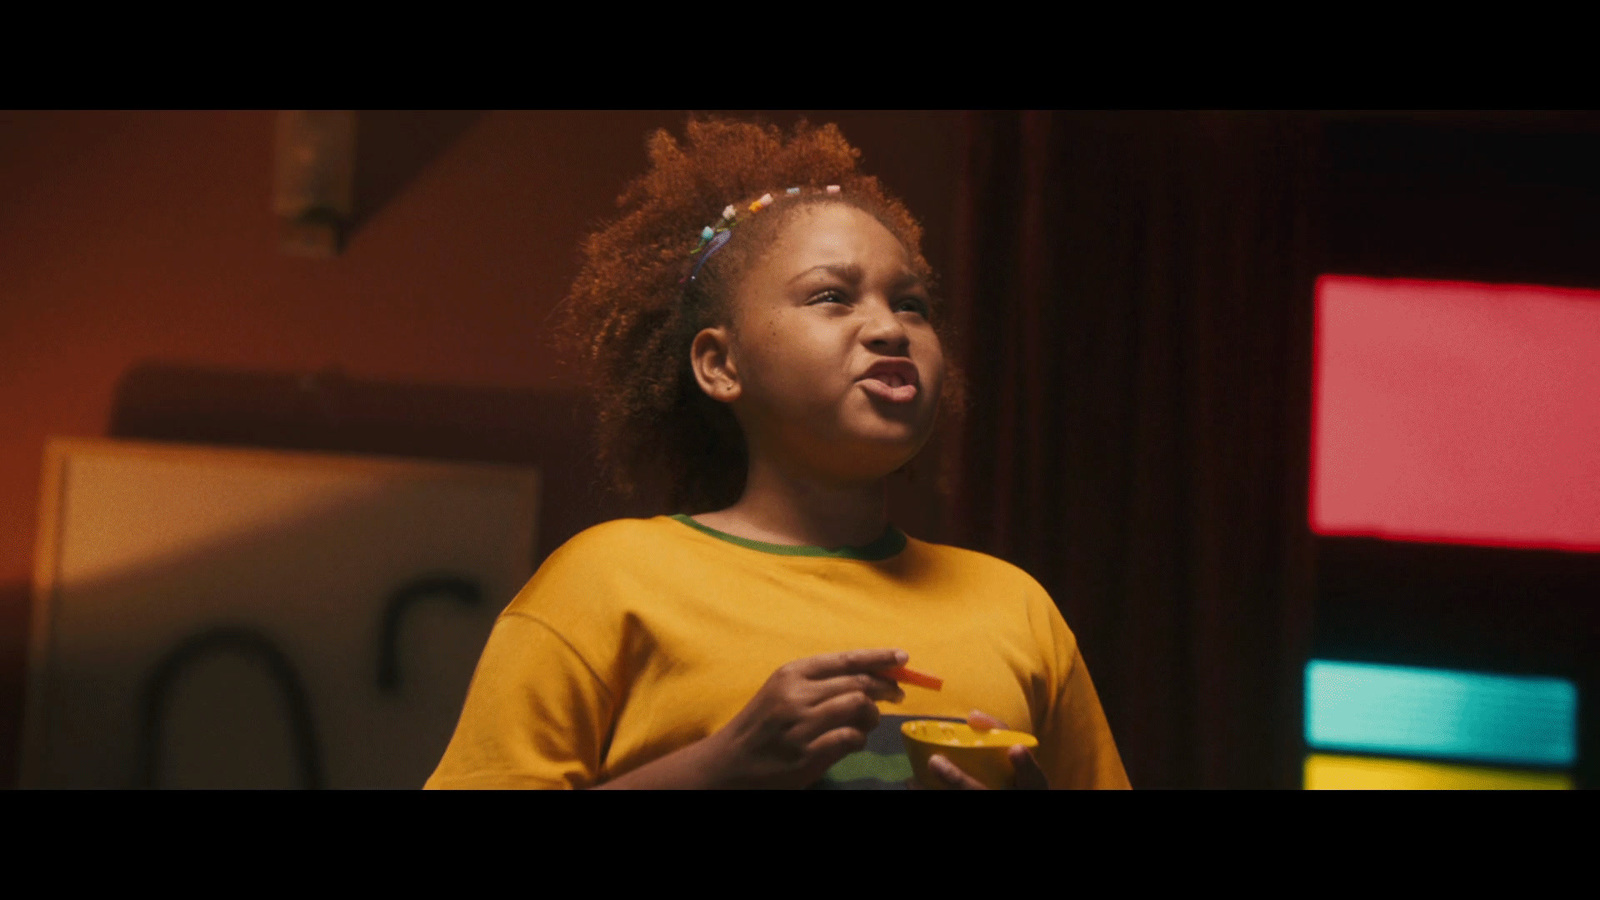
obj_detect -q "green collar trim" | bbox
[669,514,906,560]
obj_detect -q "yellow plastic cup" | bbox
[901,719,1039,790]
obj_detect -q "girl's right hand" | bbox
[702,648,908,789]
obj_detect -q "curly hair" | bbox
[559,117,963,513]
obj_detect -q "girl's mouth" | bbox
[858,359,920,403]
[860,374,918,403]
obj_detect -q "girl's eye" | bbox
[809,290,849,306]
[897,297,932,318]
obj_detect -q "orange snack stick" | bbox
[883,665,943,691]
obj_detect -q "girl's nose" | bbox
[862,300,911,352]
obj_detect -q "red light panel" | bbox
[1311,275,1600,551]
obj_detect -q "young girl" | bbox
[425,118,1128,789]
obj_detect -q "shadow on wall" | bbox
[349,111,489,240]
[0,581,27,787]
[109,362,655,562]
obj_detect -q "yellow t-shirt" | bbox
[425,515,1128,789]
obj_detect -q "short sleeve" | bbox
[1032,595,1131,789]
[423,612,614,789]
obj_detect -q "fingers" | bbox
[784,650,907,705]
[787,692,881,783]
[928,748,1049,790]
[813,672,905,704]
[723,650,920,788]
[808,722,873,761]
[966,711,1050,789]
[799,648,908,678]
[787,687,881,747]
[928,754,989,790]
[1009,745,1049,790]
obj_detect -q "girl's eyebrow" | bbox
[789,263,862,284]
[789,263,924,291]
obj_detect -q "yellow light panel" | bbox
[1304,753,1571,790]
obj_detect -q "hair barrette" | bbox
[682,185,842,284]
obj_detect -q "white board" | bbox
[25,438,539,788]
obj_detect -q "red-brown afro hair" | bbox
[559,117,961,513]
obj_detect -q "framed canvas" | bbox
[24,438,539,788]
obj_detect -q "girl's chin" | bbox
[761,422,935,483]
[828,440,931,482]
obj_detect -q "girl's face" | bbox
[704,202,946,485]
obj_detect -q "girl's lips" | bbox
[859,359,920,403]
[860,378,919,403]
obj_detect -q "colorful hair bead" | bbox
[684,186,842,283]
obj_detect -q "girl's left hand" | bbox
[925,710,1049,790]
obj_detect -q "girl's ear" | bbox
[690,326,741,403]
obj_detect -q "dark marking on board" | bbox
[377,574,482,693]
[137,625,323,789]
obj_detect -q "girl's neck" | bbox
[692,460,889,550]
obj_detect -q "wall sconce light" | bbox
[273,110,355,258]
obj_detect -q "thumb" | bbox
[968,710,1009,731]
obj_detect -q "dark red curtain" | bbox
[947,111,1321,788]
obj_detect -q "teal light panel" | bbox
[1305,660,1577,767]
